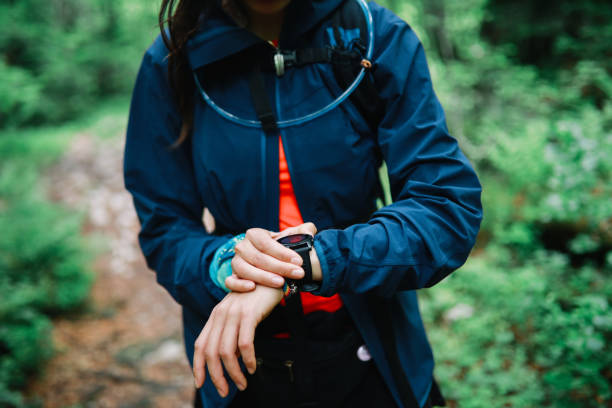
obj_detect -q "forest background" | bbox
[0,0,610,407]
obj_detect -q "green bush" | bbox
[0,199,92,315]
[420,247,612,407]
[0,148,93,407]
[0,0,157,128]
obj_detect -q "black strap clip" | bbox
[258,110,278,133]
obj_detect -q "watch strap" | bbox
[295,242,320,292]
[297,245,313,282]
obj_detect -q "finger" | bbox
[238,314,258,375]
[274,222,317,240]
[193,314,213,388]
[231,256,288,288]
[273,227,299,240]
[225,274,255,292]
[219,308,248,391]
[298,222,317,236]
[245,228,302,264]
[235,239,304,279]
[205,308,230,397]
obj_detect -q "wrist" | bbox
[310,247,322,281]
[258,283,284,301]
[210,233,246,293]
[276,233,321,292]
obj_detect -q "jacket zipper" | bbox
[272,39,305,228]
[260,131,267,218]
[284,360,295,383]
[276,70,305,228]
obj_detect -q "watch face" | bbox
[277,233,312,246]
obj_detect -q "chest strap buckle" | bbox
[274,50,297,76]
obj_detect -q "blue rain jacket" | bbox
[124,1,482,407]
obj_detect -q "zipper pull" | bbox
[254,357,264,380]
[284,360,294,383]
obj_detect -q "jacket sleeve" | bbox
[312,6,483,298]
[123,43,232,316]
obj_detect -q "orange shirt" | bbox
[279,136,343,314]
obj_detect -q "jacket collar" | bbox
[186,0,345,70]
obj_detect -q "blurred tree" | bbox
[0,0,157,128]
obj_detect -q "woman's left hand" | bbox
[225,222,322,292]
[193,285,283,397]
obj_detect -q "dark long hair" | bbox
[158,0,211,145]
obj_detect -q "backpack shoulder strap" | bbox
[329,0,385,130]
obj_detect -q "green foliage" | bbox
[1,0,610,406]
[388,0,612,254]
[421,247,612,407]
[377,0,612,406]
[0,132,93,406]
[0,198,92,315]
[0,0,157,128]
[482,0,612,75]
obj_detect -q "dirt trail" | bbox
[27,133,194,407]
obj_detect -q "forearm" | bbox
[137,213,234,311]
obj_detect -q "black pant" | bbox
[195,370,438,408]
[229,358,396,408]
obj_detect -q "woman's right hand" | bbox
[224,227,305,292]
[193,284,284,396]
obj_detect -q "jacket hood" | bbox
[186,0,345,69]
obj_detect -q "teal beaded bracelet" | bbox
[209,233,245,292]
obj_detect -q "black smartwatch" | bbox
[277,233,320,292]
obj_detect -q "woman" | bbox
[123,0,482,406]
